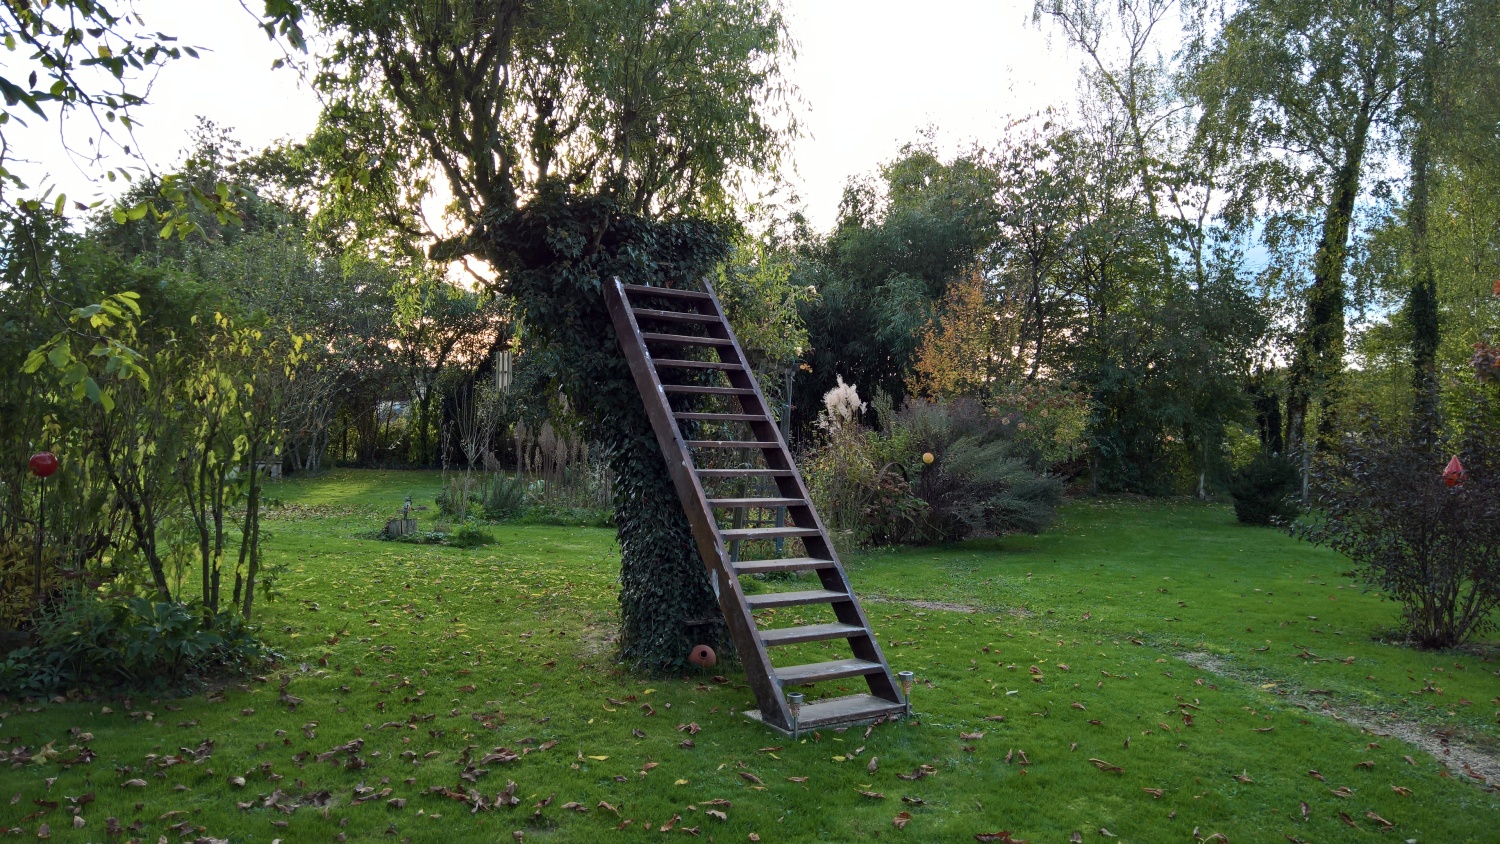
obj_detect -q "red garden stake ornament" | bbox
[29,451,59,599]
[28,451,58,478]
[1443,455,1467,488]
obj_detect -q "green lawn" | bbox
[3,470,1497,842]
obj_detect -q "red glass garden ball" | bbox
[1443,455,1467,488]
[688,644,716,668]
[28,451,59,478]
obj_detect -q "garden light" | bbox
[1444,455,1467,488]
[922,452,934,465]
[787,691,804,739]
[898,670,915,715]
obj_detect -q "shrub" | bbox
[482,472,529,521]
[0,593,272,696]
[802,379,929,549]
[890,398,1064,541]
[437,475,481,519]
[1292,406,1500,649]
[449,522,496,549]
[1228,450,1301,525]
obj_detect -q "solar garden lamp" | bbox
[898,671,915,716]
[786,692,804,739]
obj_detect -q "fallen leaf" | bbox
[893,811,912,829]
[974,832,1028,843]
[1089,758,1123,774]
[856,790,885,799]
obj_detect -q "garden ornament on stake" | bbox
[898,670,915,715]
[29,451,58,599]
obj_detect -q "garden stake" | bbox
[898,671,915,716]
[787,692,804,740]
[28,451,58,599]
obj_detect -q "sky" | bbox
[6,0,1083,233]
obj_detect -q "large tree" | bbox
[287,0,797,669]
[1187,0,1414,453]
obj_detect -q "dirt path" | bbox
[1178,651,1500,793]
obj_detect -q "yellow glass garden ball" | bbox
[922,452,935,465]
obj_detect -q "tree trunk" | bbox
[1407,5,1441,440]
[1286,100,1375,454]
[241,441,263,621]
[609,399,729,671]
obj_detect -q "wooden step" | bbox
[759,622,866,647]
[706,497,804,508]
[743,693,906,732]
[686,439,780,449]
[642,332,735,347]
[662,385,756,396]
[675,412,767,423]
[654,359,743,371]
[733,557,836,575]
[721,526,819,541]
[697,468,795,478]
[745,589,850,609]
[774,658,885,685]
[621,283,712,301]
[632,308,721,325]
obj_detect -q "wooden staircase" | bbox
[603,277,907,733]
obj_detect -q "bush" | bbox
[802,380,929,548]
[437,475,481,519]
[802,388,1064,547]
[0,593,273,696]
[1292,405,1500,649]
[482,472,529,521]
[1228,450,1301,525]
[893,399,1064,541]
[449,522,496,549]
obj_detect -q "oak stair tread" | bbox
[641,332,735,347]
[745,589,850,609]
[758,622,866,646]
[620,283,713,300]
[774,658,886,685]
[674,412,768,422]
[721,526,819,541]
[686,439,781,449]
[697,468,795,477]
[706,497,805,508]
[744,694,907,732]
[632,308,721,324]
[732,557,836,574]
[662,385,756,396]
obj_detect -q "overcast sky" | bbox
[8,0,1082,232]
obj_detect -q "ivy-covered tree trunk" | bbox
[481,191,735,671]
[606,411,728,668]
